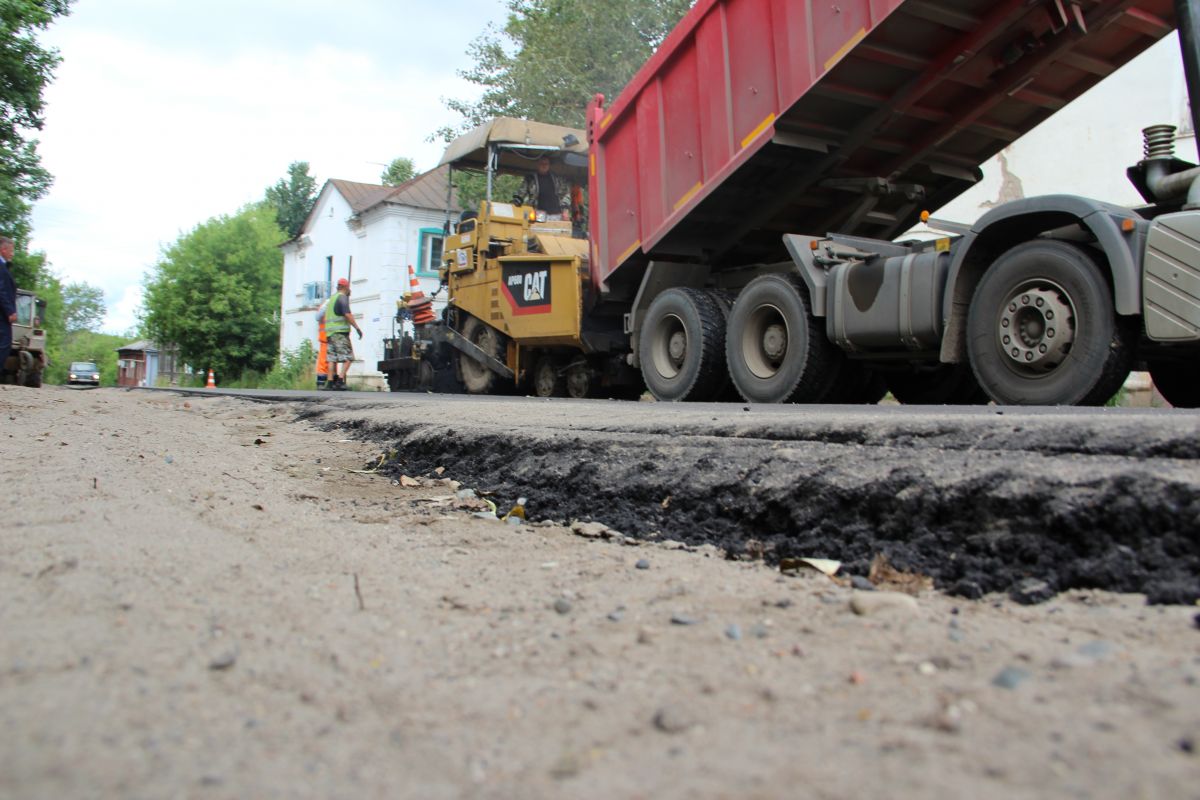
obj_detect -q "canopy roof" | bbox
[438,117,588,176]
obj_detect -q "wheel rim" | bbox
[994,279,1076,376]
[649,313,687,380]
[534,362,557,397]
[566,366,589,398]
[741,303,789,379]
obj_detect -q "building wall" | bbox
[934,34,1197,223]
[280,186,449,389]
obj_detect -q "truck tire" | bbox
[1148,360,1200,408]
[725,274,840,403]
[639,288,727,402]
[565,362,592,398]
[459,316,507,394]
[967,241,1135,406]
[886,364,987,405]
[533,357,564,397]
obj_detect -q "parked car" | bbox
[68,361,101,387]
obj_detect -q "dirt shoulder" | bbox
[1,386,1197,799]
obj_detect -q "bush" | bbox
[229,341,316,390]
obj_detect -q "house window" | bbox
[417,228,445,277]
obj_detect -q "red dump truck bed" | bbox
[587,0,1177,291]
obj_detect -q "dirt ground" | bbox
[1,385,1197,799]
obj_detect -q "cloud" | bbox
[29,1,506,334]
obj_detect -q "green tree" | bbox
[0,0,73,244]
[62,280,106,333]
[444,0,694,131]
[380,157,416,186]
[265,161,318,239]
[141,205,286,380]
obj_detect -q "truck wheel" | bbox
[533,357,564,397]
[417,360,435,391]
[967,241,1134,405]
[726,274,839,403]
[639,288,726,401]
[565,362,591,398]
[1148,360,1200,408]
[459,316,507,394]
[886,364,987,405]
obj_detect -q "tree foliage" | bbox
[142,205,285,380]
[265,161,318,239]
[380,157,416,186]
[444,0,694,132]
[62,280,105,333]
[0,0,73,243]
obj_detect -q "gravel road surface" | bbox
[2,385,1198,799]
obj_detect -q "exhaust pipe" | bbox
[1141,125,1200,208]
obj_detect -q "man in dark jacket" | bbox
[517,156,571,220]
[0,237,16,380]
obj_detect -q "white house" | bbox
[279,167,460,389]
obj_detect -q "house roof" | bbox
[293,165,461,242]
[117,340,158,353]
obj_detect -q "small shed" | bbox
[116,340,182,387]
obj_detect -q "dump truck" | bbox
[380,0,1200,407]
[2,289,47,388]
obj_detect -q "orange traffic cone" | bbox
[407,265,436,325]
[206,369,216,388]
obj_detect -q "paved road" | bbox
[143,387,1200,603]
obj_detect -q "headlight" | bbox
[69,373,76,379]
[92,373,100,380]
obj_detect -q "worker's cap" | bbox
[336,278,350,288]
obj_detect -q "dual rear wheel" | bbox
[638,240,1138,407]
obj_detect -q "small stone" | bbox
[652,705,695,734]
[208,648,237,671]
[992,666,1032,690]
[1009,578,1055,606]
[637,627,654,644]
[848,670,866,685]
[917,661,938,676]
[1178,736,1195,755]
[725,624,742,641]
[950,579,983,599]
[571,521,610,539]
[164,455,174,465]
[505,516,523,526]
[850,592,918,617]
[749,624,770,639]
[553,598,572,615]
[472,512,498,521]
[455,489,477,500]
[1076,640,1117,661]
[850,576,876,591]
[635,559,650,570]
[607,608,625,622]
[774,598,794,609]
[670,614,699,626]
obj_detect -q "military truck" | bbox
[2,289,47,388]
[381,0,1200,407]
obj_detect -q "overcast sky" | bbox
[29,0,509,333]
